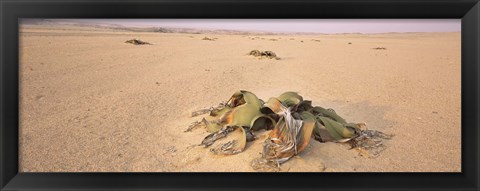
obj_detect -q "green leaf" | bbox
[250,115,276,131]
[277,92,303,107]
[317,116,355,139]
[311,106,347,124]
[260,97,284,114]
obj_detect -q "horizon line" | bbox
[22,19,461,34]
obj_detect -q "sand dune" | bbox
[19,25,461,172]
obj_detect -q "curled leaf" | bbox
[229,104,263,127]
[261,97,285,114]
[294,112,316,153]
[312,122,336,142]
[218,90,264,127]
[277,92,303,107]
[250,115,276,131]
[311,106,347,124]
[201,126,237,147]
[317,116,355,141]
[262,109,316,164]
[227,90,263,108]
[210,126,247,155]
[205,119,223,133]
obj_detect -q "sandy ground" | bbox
[19,25,461,172]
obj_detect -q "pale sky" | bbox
[61,19,460,34]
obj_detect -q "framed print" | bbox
[1,0,479,190]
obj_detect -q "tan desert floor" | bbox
[19,25,461,172]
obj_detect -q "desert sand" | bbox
[19,24,461,172]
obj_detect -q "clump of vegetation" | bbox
[202,37,215,41]
[124,39,152,45]
[373,47,387,50]
[348,42,352,44]
[248,50,280,60]
[187,91,392,171]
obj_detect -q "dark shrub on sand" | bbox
[125,39,152,45]
[202,37,215,41]
[249,50,280,60]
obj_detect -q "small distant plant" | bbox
[124,39,152,45]
[202,37,215,41]
[248,50,280,60]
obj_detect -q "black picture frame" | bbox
[1,0,479,190]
